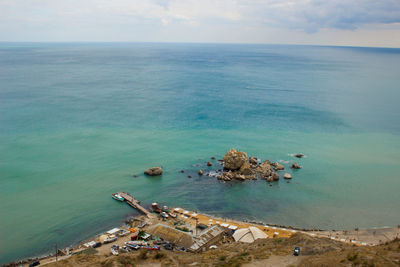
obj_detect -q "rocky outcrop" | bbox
[249,157,258,165]
[256,160,272,177]
[291,162,301,169]
[211,149,302,183]
[272,172,279,181]
[239,161,252,175]
[144,167,163,176]
[272,162,284,171]
[223,149,248,170]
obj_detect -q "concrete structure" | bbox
[188,225,226,252]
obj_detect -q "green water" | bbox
[1,43,400,264]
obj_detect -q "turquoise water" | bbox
[1,43,400,264]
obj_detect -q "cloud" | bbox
[0,0,399,43]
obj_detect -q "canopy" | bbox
[233,227,268,243]
[107,228,120,235]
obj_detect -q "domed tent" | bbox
[233,226,268,243]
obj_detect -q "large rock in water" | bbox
[223,149,248,170]
[144,167,163,176]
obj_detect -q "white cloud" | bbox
[0,0,399,46]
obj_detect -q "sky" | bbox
[0,0,400,47]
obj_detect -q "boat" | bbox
[152,203,161,213]
[103,235,118,243]
[142,245,160,251]
[162,205,169,212]
[120,246,130,253]
[112,193,124,202]
[118,229,130,237]
[111,245,119,255]
[168,212,177,218]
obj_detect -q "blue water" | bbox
[1,43,400,264]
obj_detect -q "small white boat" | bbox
[104,235,118,243]
[168,212,177,218]
[112,193,124,202]
[118,229,130,237]
[111,245,119,255]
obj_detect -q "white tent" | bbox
[107,228,120,235]
[233,227,268,243]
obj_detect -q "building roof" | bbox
[147,224,194,248]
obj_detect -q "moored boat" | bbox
[112,193,124,202]
[104,235,118,243]
[152,203,161,213]
[111,245,119,255]
[118,229,130,237]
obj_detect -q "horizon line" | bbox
[0,41,399,50]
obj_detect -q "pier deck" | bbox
[117,192,150,216]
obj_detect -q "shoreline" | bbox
[6,205,399,267]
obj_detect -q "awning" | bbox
[107,228,120,235]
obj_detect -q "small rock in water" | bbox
[211,156,216,160]
[198,170,204,175]
[266,176,274,182]
[207,161,213,166]
[272,172,279,181]
[187,175,192,178]
[283,173,292,179]
[291,162,301,169]
[132,175,138,178]
[144,167,163,176]
[180,170,185,173]
[295,154,304,158]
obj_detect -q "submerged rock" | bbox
[144,167,163,176]
[291,162,301,169]
[223,148,248,170]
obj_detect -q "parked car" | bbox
[293,246,300,256]
[163,243,173,250]
[29,261,40,267]
[93,242,102,248]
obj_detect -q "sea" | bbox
[1,43,400,264]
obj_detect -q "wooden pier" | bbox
[117,192,150,217]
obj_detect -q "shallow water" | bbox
[1,43,400,264]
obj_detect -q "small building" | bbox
[147,224,194,248]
